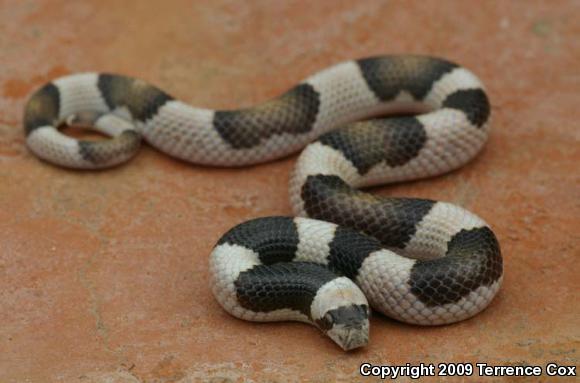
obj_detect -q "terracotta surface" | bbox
[1,1,578,382]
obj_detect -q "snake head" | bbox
[310,277,370,351]
[315,304,370,351]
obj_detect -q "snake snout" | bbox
[329,321,370,351]
[316,304,370,351]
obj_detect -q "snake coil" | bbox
[24,55,502,350]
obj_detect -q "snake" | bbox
[23,55,503,351]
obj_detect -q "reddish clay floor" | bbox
[1,1,578,382]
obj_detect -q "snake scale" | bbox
[24,55,502,351]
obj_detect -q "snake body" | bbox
[24,55,503,351]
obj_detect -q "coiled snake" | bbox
[24,55,502,351]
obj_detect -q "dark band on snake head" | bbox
[315,304,370,331]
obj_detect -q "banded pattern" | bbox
[210,215,501,351]
[23,55,489,169]
[24,55,502,351]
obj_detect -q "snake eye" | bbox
[364,305,371,317]
[324,312,334,324]
[315,312,335,331]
